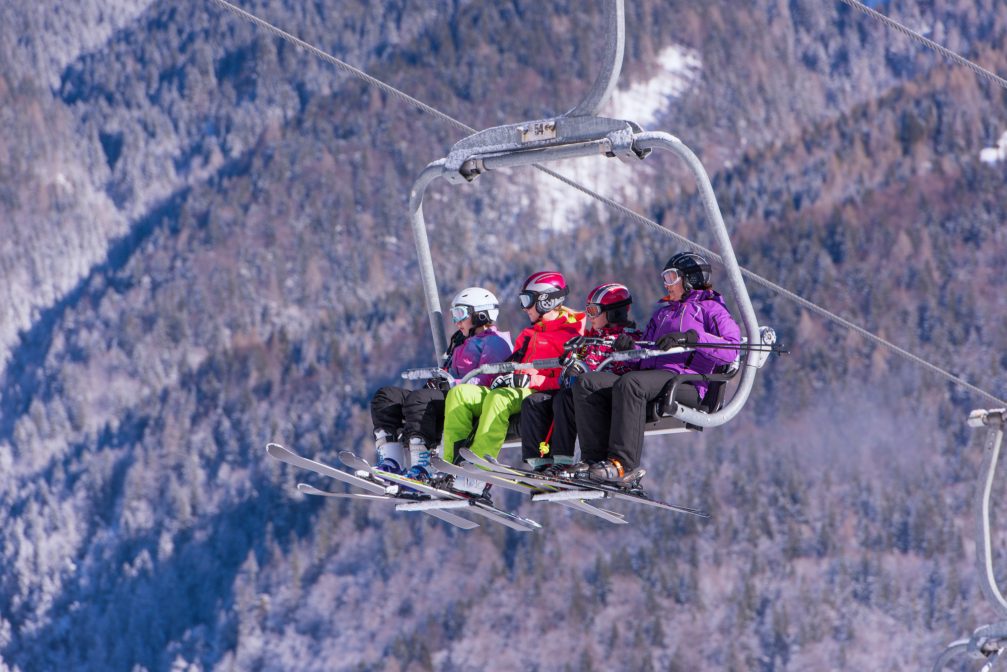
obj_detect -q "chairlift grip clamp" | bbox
[606,127,650,162]
[969,409,1006,429]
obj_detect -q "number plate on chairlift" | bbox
[519,120,557,143]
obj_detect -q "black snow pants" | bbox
[370,386,446,445]
[519,389,577,463]
[573,370,700,471]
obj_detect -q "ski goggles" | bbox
[449,305,471,323]
[586,303,605,318]
[661,269,682,286]
[518,291,539,309]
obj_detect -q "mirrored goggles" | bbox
[518,291,538,309]
[586,303,605,318]
[450,305,471,323]
[661,269,682,286]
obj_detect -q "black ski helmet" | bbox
[663,252,712,291]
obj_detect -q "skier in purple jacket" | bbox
[370,287,512,480]
[573,252,740,485]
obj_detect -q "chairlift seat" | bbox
[644,366,739,434]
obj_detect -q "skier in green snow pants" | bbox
[440,271,584,463]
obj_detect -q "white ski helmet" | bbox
[450,287,500,326]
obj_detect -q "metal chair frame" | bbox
[406,0,773,432]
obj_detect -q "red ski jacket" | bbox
[509,307,585,391]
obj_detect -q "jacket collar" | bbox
[533,307,584,331]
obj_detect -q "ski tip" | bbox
[337,450,364,469]
[296,482,321,495]
[266,442,287,454]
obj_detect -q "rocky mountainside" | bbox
[1,1,1005,670]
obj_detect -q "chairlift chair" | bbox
[403,0,775,445]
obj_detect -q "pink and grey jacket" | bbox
[447,328,513,386]
[638,289,741,400]
[576,324,641,375]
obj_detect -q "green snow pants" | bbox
[441,383,533,463]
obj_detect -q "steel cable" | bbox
[837,0,1007,92]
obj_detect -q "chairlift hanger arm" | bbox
[565,0,625,117]
[933,409,1007,671]
[973,410,1007,618]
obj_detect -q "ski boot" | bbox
[564,461,594,480]
[540,457,577,478]
[535,462,575,478]
[373,429,405,475]
[403,437,434,483]
[588,458,646,490]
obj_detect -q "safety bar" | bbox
[402,346,694,388]
[458,358,563,385]
[594,347,691,372]
[400,367,454,382]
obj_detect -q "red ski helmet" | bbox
[585,283,632,318]
[519,271,568,314]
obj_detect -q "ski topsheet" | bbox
[266,443,479,530]
[460,449,710,519]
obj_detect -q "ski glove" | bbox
[613,333,636,351]
[656,330,699,350]
[490,372,530,389]
[425,376,451,391]
[559,359,589,389]
[563,335,587,352]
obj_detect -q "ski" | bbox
[372,469,542,532]
[267,443,479,530]
[435,455,629,525]
[267,443,385,494]
[337,449,541,532]
[460,448,710,519]
[296,483,396,501]
[429,455,548,495]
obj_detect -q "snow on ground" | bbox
[518,44,702,232]
[980,130,1007,165]
[607,44,703,128]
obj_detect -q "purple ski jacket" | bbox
[639,289,741,400]
[447,328,513,386]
